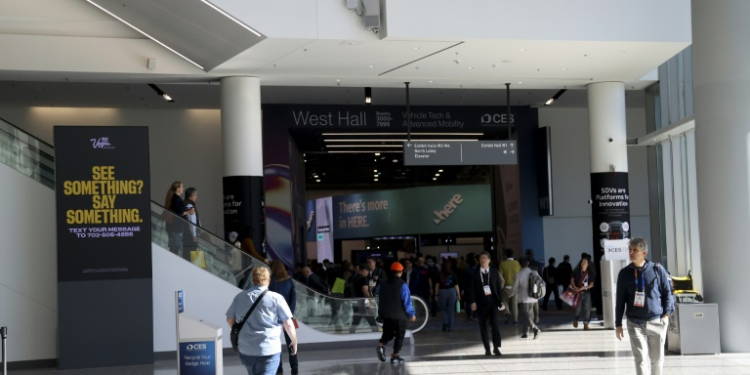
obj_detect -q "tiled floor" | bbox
[13,309,750,374]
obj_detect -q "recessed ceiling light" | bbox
[429,80,434,83]
[373,174,378,178]
[374,169,378,172]
[369,65,374,68]
[414,47,420,50]
[375,152,381,156]
[562,68,567,71]
[336,79,341,82]
[520,48,526,52]
[432,177,437,181]
[316,179,321,182]
[392,159,398,163]
[374,178,378,182]
[438,169,444,172]
[435,173,440,176]
[518,81,523,84]
[468,66,473,69]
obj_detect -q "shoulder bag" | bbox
[231,289,268,353]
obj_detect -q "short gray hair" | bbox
[629,237,648,253]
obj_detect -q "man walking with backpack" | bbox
[511,257,543,339]
[616,237,674,375]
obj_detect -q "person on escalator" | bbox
[269,260,299,375]
[301,266,329,296]
[164,181,194,259]
[349,264,379,333]
[376,262,417,364]
[183,187,201,260]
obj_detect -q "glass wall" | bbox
[646,46,702,292]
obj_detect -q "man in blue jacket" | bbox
[615,237,674,375]
[377,262,417,364]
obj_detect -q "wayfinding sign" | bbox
[403,141,517,166]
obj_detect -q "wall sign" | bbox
[55,126,152,281]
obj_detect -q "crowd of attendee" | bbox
[222,238,672,375]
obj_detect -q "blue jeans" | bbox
[439,288,457,329]
[240,353,281,375]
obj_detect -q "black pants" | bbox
[380,318,407,354]
[543,283,562,309]
[278,330,298,371]
[350,303,378,333]
[477,305,502,350]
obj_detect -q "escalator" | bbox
[0,117,429,337]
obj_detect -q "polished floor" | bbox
[13,308,750,374]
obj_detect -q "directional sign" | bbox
[403,141,517,166]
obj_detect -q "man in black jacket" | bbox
[542,257,562,310]
[302,266,330,295]
[376,262,416,364]
[466,251,505,356]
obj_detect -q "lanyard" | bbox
[634,268,645,291]
[481,270,489,285]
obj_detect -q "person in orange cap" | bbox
[376,261,417,364]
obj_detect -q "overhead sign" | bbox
[403,141,518,166]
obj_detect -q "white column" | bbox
[587,81,629,325]
[588,82,628,174]
[692,0,750,353]
[221,76,263,177]
[220,76,265,258]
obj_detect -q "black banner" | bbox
[223,176,265,257]
[55,127,152,281]
[54,126,153,369]
[536,127,553,216]
[590,171,631,318]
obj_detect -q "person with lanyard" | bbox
[570,257,596,330]
[615,237,674,375]
[466,251,505,356]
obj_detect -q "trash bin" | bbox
[667,303,720,355]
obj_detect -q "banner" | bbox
[315,197,334,262]
[55,126,153,369]
[223,176,265,257]
[55,127,152,281]
[332,184,492,239]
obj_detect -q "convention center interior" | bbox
[0,1,749,375]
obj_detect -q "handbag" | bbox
[561,287,581,308]
[292,318,299,329]
[190,250,206,269]
[231,290,268,353]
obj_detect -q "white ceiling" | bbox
[0,0,688,92]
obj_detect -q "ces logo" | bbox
[186,343,207,351]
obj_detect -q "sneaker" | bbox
[377,346,386,362]
[497,303,506,312]
[521,333,528,338]
[291,366,299,375]
[533,328,540,339]
[573,321,578,328]
[391,355,404,364]
[493,348,502,357]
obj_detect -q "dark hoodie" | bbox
[615,260,674,327]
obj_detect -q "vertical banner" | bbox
[315,197,334,262]
[536,127,554,216]
[590,172,631,319]
[223,176,265,259]
[55,126,153,369]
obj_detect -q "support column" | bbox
[588,82,630,320]
[692,0,750,352]
[221,76,265,259]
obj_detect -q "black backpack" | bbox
[528,271,546,299]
